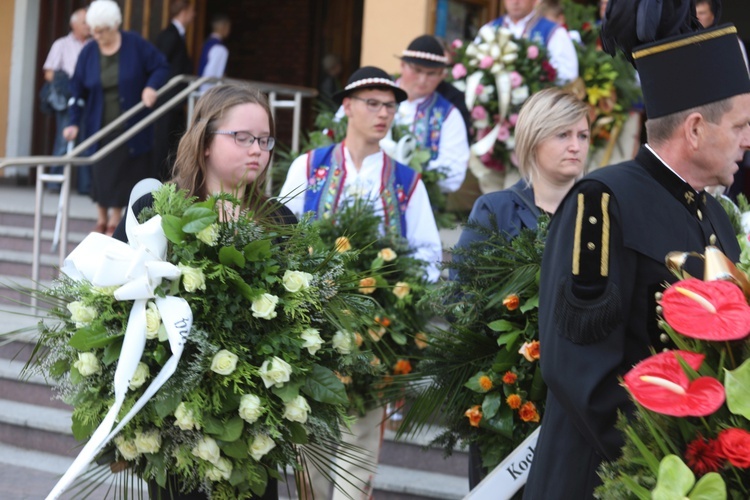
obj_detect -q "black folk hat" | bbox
[633,24,750,119]
[332,66,407,105]
[399,34,450,68]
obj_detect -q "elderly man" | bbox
[524,24,750,499]
[482,0,578,83]
[396,35,470,194]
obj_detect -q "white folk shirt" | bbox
[280,147,443,282]
[500,12,579,84]
[43,32,88,78]
[394,94,470,193]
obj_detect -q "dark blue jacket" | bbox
[68,30,169,157]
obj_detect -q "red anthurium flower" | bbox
[661,278,750,341]
[623,350,725,417]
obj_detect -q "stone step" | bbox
[0,225,89,250]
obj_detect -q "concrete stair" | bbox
[0,184,470,499]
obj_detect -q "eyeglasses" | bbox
[350,96,399,114]
[213,131,276,151]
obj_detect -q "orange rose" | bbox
[370,356,381,367]
[502,371,518,385]
[334,236,351,252]
[334,371,353,385]
[393,359,412,375]
[392,281,411,300]
[506,394,522,409]
[478,375,493,391]
[414,332,429,349]
[502,294,520,311]
[519,340,540,362]
[375,315,391,327]
[354,332,363,347]
[465,405,482,427]
[519,401,540,422]
[359,277,377,294]
[368,326,386,342]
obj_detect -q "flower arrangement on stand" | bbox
[447,25,556,179]
[597,244,750,498]
[311,197,433,418]
[398,217,548,474]
[25,183,378,499]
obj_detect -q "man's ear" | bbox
[683,112,705,151]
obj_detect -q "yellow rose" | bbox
[282,395,311,423]
[252,293,279,320]
[145,302,161,339]
[334,236,351,253]
[378,248,398,262]
[174,402,200,431]
[177,264,206,292]
[283,270,313,293]
[129,362,150,390]
[414,332,429,350]
[239,394,264,424]
[196,223,219,246]
[258,356,292,388]
[134,429,162,454]
[392,281,411,300]
[249,434,276,461]
[67,301,97,327]
[73,352,101,377]
[114,435,139,460]
[210,349,239,375]
[206,457,233,481]
[192,436,221,464]
[358,277,377,294]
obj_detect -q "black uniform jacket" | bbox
[523,146,740,499]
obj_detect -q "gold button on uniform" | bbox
[660,333,669,344]
[588,216,597,224]
[697,209,703,220]
[587,242,596,250]
[709,234,717,245]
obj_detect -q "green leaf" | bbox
[69,365,82,385]
[287,422,309,444]
[482,402,513,439]
[491,348,517,373]
[219,246,246,268]
[389,331,408,346]
[271,380,303,403]
[497,330,522,351]
[482,392,502,420]
[102,339,123,366]
[688,472,726,500]
[203,415,223,435]
[724,359,750,419]
[220,438,249,459]
[618,474,652,500]
[464,372,490,393]
[529,365,546,401]
[50,359,69,377]
[302,365,348,405]
[244,239,272,262]
[161,214,185,243]
[520,295,539,313]
[71,409,95,440]
[652,455,694,500]
[248,467,268,496]
[181,206,217,233]
[488,320,514,332]
[228,276,261,302]
[216,417,244,442]
[68,324,118,350]
[154,391,182,419]
[229,463,249,486]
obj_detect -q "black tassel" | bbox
[554,279,622,345]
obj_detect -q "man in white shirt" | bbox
[483,0,579,84]
[396,35,470,194]
[42,8,90,193]
[197,13,231,93]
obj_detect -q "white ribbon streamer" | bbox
[471,123,501,157]
[464,70,485,111]
[47,179,193,499]
[379,128,417,166]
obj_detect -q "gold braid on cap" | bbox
[632,26,737,60]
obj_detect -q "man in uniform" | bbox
[396,35,470,194]
[524,25,750,498]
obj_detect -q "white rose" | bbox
[511,85,530,106]
[205,456,233,481]
[452,80,467,92]
[332,330,353,355]
[283,270,313,293]
[129,362,150,390]
[174,402,200,431]
[300,328,324,355]
[74,352,101,377]
[252,293,279,320]
[114,435,139,460]
[192,436,221,465]
[177,263,206,292]
[196,223,220,246]
[258,356,292,388]
[377,248,398,262]
[282,395,311,424]
[238,394,264,424]
[145,301,161,339]
[210,349,239,376]
[134,429,162,454]
[249,434,276,461]
[67,301,97,327]
[393,281,411,300]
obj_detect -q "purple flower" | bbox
[527,45,539,60]
[452,63,467,80]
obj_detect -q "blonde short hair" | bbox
[514,88,590,185]
[86,0,122,30]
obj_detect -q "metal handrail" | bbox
[0,74,317,303]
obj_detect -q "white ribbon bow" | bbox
[47,179,193,499]
[379,128,417,167]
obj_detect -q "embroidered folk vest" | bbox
[490,15,559,46]
[411,92,455,162]
[303,143,420,238]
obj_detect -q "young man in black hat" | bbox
[279,66,442,499]
[396,35,470,194]
[523,24,750,499]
